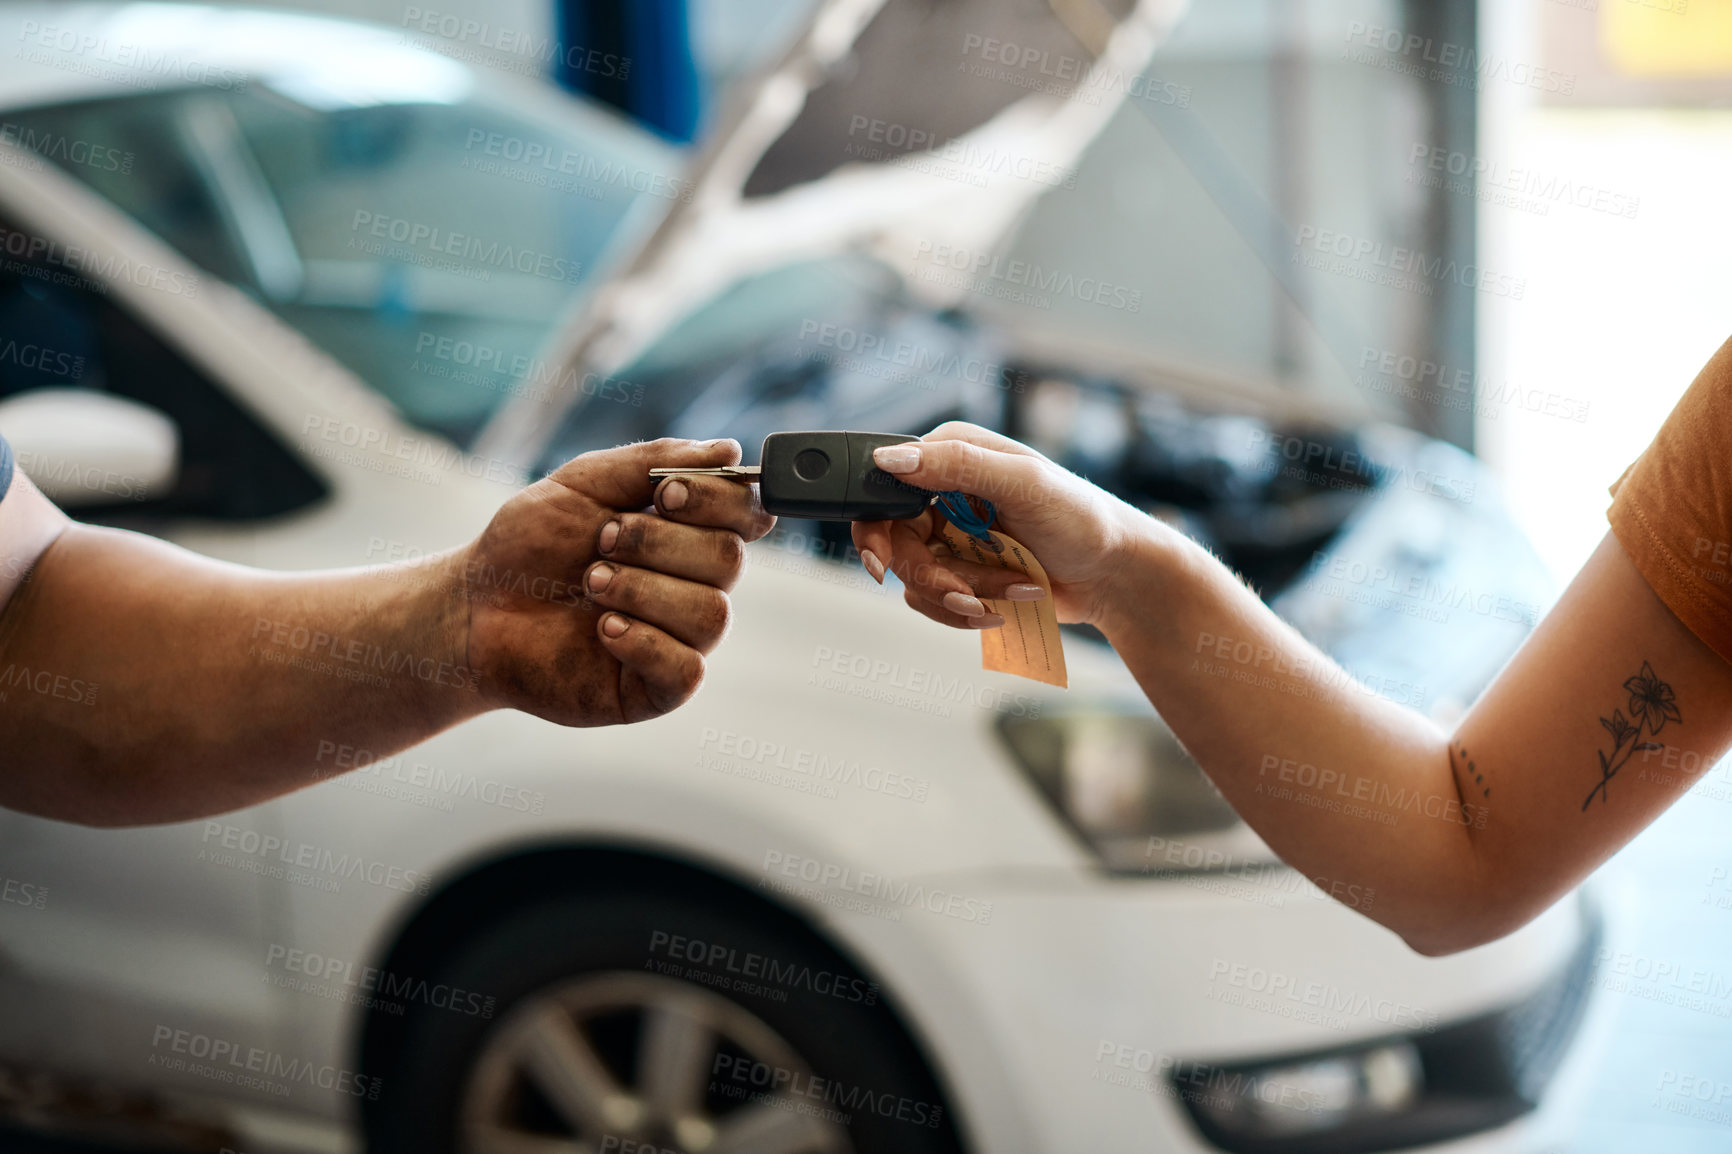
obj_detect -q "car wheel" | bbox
[367,887,963,1154]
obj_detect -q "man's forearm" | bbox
[0,523,489,826]
[1097,522,1481,950]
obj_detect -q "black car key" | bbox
[650,431,934,521]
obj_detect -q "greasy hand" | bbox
[851,422,1141,629]
[463,438,775,725]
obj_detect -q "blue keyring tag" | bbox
[933,491,1002,552]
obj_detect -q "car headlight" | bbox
[998,709,1276,873]
[1179,1043,1422,1142]
[1169,909,1603,1154]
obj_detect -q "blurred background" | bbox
[0,0,1728,1152]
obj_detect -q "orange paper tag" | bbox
[935,523,1068,688]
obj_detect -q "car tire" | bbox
[366,884,965,1154]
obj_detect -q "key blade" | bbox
[648,466,761,479]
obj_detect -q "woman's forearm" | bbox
[861,424,1732,955]
[1098,521,1484,952]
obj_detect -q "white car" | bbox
[0,3,1609,1153]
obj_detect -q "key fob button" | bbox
[793,448,831,481]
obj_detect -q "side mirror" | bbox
[0,388,180,508]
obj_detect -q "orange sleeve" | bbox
[1608,334,1732,667]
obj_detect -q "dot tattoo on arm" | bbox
[1451,740,1489,805]
[1582,661,1679,812]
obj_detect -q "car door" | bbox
[0,226,324,1087]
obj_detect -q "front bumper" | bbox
[835,870,1607,1154]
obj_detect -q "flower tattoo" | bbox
[1582,661,1677,811]
[1623,662,1682,736]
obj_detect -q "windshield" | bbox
[7,73,680,445]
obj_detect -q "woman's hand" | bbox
[850,422,1148,629]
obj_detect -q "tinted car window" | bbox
[0,228,326,522]
[8,79,680,446]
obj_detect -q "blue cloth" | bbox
[555,0,700,143]
[0,433,12,505]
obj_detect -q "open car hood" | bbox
[480,0,1190,467]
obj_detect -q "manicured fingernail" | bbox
[661,480,689,511]
[943,591,987,617]
[1006,583,1046,601]
[970,614,1006,630]
[874,445,920,474]
[602,614,630,637]
[589,564,615,593]
[599,521,620,553]
[861,549,885,584]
